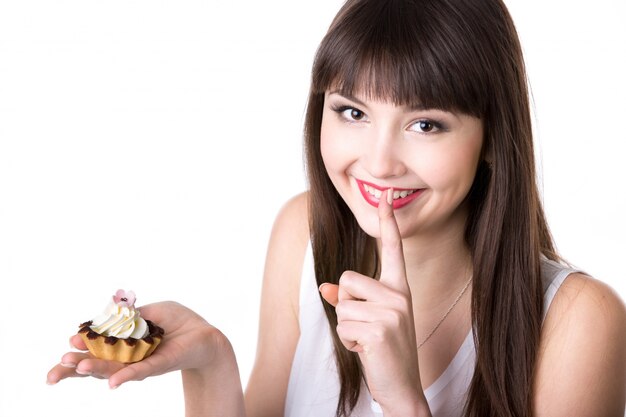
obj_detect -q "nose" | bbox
[363,127,407,179]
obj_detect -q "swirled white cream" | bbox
[90,300,148,339]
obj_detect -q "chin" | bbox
[357,220,382,239]
[346,204,380,238]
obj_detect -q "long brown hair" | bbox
[304,0,558,416]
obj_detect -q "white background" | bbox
[0,1,624,416]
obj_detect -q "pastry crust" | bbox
[78,320,164,363]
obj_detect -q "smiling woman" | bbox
[2,0,623,417]
[321,92,483,238]
[45,0,625,416]
[300,2,566,414]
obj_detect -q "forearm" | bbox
[182,340,246,417]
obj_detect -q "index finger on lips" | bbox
[378,188,409,292]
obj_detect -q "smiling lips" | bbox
[356,179,424,209]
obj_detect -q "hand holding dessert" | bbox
[47,291,244,412]
[48,291,246,415]
[77,289,165,364]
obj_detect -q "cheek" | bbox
[425,153,475,186]
[419,140,482,194]
[320,124,335,180]
[320,118,354,177]
[319,118,348,198]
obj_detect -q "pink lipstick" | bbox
[356,179,424,209]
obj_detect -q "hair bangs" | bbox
[312,0,488,117]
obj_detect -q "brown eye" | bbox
[333,105,368,123]
[409,119,443,134]
[417,120,433,132]
[350,108,364,120]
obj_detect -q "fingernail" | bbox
[319,283,328,292]
[46,379,56,386]
[387,187,393,205]
[75,369,92,376]
[60,362,76,368]
[110,384,119,390]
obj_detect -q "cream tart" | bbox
[78,290,164,363]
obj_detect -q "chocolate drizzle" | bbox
[78,321,100,340]
[77,319,165,344]
[79,320,93,328]
[104,336,118,345]
[124,338,138,346]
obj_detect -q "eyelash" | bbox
[330,104,447,133]
[331,105,366,123]
[409,119,446,134]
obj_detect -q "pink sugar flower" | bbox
[113,289,137,308]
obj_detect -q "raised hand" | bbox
[46,301,228,389]
[320,189,429,416]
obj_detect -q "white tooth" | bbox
[374,189,382,198]
[393,190,401,200]
[363,184,370,193]
[400,190,408,198]
[407,190,414,195]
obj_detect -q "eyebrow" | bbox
[327,91,427,112]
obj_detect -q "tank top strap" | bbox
[540,256,581,322]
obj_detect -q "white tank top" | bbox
[284,244,578,417]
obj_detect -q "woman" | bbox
[47,0,626,416]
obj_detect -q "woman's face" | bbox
[320,90,484,240]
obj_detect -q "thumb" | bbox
[319,283,339,307]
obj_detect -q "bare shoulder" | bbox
[534,272,626,416]
[543,273,625,335]
[244,192,310,416]
[261,190,310,323]
[270,191,310,249]
[262,190,310,315]
[264,191,310,286]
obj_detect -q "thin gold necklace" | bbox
[417,276,473,350]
